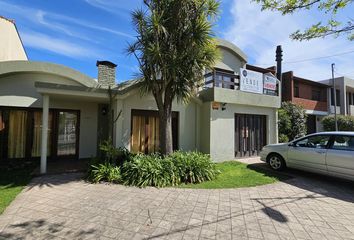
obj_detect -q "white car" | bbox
[260,132,354,181]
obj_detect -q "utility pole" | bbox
[332,63,338,131]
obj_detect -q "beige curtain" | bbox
[131,115,160,154]
[131,116,145,153]
[31,112,52,157]
[8,110,27,158]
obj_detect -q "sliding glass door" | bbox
[31,112,53,157]
[8,110,28,158]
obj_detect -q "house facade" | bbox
[320,77,354,117]
[0,35,281,173]
[282,71,329,133]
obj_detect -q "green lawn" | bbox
[180,161,290,189]
[0,164,34,214]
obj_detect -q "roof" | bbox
[0,16,15,24]
[216,38,248,63]
[246,64,276,74]
[0,61,97,87]
[284,71,329,88]
[308,131,354,136]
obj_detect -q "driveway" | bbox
[1,164,354,240]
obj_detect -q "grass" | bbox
[180,161,290,189]
[0,163,35,214]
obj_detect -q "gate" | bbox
[235,114,267,158]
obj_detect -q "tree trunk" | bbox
[159,107,173,155]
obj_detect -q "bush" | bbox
[122,154,177,187]
[121,151,219,188]
[99,140,133,166]
[322,115,354,131]
[170,151,219,184]
[88,162,121,183]
[278,134,289,143]
[279,102,307,141]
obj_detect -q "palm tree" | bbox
[127,0,220,155]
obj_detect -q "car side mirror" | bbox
[288,143,296,147]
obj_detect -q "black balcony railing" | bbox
[204,70,279,96]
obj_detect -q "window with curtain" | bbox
[8,110,28,158]
[131,110,178,154]
[0,110,4,132]
[31,111,53,157]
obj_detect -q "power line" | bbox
[257,49,354,66]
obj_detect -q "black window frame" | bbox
[311,88,321,101]
[292,134,332,149]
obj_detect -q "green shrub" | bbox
[122,154,177,187]
[121,151,219,187]
[278,134,289,143]
[279,102,307,141]
[89,162,121,183]
[169,151,219,184]
[322,115,354,131]
[99,139,133,166]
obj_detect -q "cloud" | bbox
[84,0,139,16]
[222,1,354,80]
[20,31,103,59]
[0,1,133,40]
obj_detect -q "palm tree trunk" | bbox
[159,107,173,155]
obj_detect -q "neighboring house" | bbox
[0,16,28,61]
[282,71,329,134]
[320,77,354,117]
[0,37,281,173]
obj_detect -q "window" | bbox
[294,83,299,97]
[330,88,340,106]
[331,136,354,151]
[57,111,78,156]
[294,135,330,149]
[131,110,178,154]
[311,89,321,101]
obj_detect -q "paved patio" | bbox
[1,166,354,240]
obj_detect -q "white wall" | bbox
[209,103,278,162]
[115,92,198,152]
[214,47,245,74]
[0,18,27,61]
[0,73,83,108]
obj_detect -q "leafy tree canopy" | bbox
[253,0,353,41]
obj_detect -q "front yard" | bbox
[180,161,288,189]
[0,164,34,214]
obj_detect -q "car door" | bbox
[287,135,330,174]
[326,135,354,181]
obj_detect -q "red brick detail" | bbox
[293,97,328,112]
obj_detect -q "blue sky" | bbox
[1,0,353,82]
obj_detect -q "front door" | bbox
[287,134,330,173]
[235,114,266,158]
[55,111,79,158]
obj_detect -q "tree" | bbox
[253,0,354,41]
[127,0,220,155]
[279,102,307,141]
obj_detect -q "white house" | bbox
[0,21,281,173]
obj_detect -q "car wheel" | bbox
[267,153,286,171]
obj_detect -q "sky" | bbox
[1,0,353,82]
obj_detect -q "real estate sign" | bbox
[239,68,263,94]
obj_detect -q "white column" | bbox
[40,95,49,174]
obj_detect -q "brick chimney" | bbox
[96,60,117,88]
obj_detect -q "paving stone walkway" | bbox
[1,168,354,240]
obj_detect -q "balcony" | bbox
[200,70,281,108]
